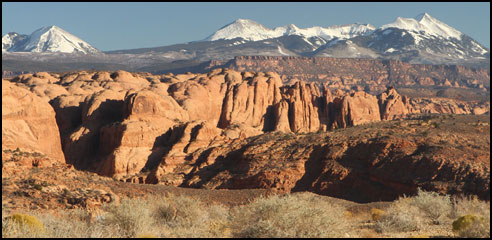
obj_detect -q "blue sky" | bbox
[2,2,490,51]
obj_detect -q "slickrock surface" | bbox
[2,69,489,203]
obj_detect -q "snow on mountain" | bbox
[203,19,375,42]
[2,32,27,52]
[381,13,462,41]
[274,23,376,41]
[4,25,99,54]
[204,19,277,41]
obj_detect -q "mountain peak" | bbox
[204,20,375,42]
[235,18,254,23]
[228,19,264,28]
[3,25,99,54]
[381,13,462,40]
[414,12,432,21]
[204,19,273,41]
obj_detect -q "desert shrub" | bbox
[450,195,490,219]
[452,214,488,238]
[2,213,46,237]
[34,209,102,238]
[375,189,452,233]
[151,194,230,238]
[9,213,45,231]
[229,192,346,238]
[101,198,153,238]
[371,208,386,221]
[450,196,490,238]
[407,189,452,225]
[374,189,489,236]
[375,198,424,233]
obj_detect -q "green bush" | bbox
[452,215,489,238]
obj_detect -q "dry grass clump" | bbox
[229,192,347,238]
[371,208,386,221]
[408,189,452,225]
[375,198,424,233]
[100,198,154,237]
[151,194,230,238]
[39,208,122,238]
[4,189,487,238]
[2,208,116,238]
[2,213,45,238]
[375,188,453,233]
[2,195,228,238]
[450,196,490,238]
[374,188,490,238]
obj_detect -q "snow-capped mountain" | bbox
[2,25,99,54]
[348,13,489,65]
[3,13,489,71]
[196,13,488,66]
[2,32,28,52]
[381,13,462,41]
[203,19,376,42]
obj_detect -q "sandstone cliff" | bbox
[2,69,489,202]
[2,80,65,164]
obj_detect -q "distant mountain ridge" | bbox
[104,13,489,67]
[2,25,99,54]
[2,13,489,68]
[202,18,376,42]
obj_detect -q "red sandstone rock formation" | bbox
[332,91,381,129]
[206,56,490,93]
[2,68,490,203]
[3,69,489,182]
[2,80,65,163]
[378,87,409,120]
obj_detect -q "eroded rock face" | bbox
[332,91,381,129]
[218,72,283,130]
[404,97,490,115]
[282,81,322,133]
[378,87,409,120]
[150,116,490,202]
[2,80,65,163]
[3,69,489,189]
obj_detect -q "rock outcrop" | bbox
[2,80,65,163]
[378,87,409,120]
[151,115,490,202]
[331,91,381,129]
[2,69,489,202]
